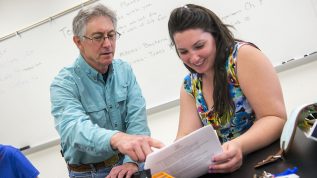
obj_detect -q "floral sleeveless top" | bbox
[184,42,256,143]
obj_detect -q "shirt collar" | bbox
[75,55,114,81]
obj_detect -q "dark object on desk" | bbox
[254,102,317,169]
[254,148,284,168]
[132,169,151,178]
[199,128,317,178]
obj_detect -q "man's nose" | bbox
[102,37,112,47]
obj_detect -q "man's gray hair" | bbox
[72,3,117,37]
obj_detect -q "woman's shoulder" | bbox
[183,73,201,94]
[183,73,192,92]
[232,41,263,64]
[235,40,259,49]
[229,41,253,60]
[183,73,200,85]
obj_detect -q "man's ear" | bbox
[73,36,83,50]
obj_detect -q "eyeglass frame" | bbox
[81,31,121,45]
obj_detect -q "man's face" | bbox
[74,16,117,73]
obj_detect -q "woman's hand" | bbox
[208,141,243,173]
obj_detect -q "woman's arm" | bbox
[209,45,286,173]
[233,44,287,154]
[176,84,203,140]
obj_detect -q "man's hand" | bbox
[111,132,165,162]
[106,162,138,178]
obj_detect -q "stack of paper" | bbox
[145,125,222,178]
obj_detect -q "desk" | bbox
[200,128,317,178]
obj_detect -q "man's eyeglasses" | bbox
[82,31,121,45]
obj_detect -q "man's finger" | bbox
[126,151,138,162]
[148,138,165,148]
[134,145,146,162]
[141,140,153,156]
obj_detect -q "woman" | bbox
[168,4,286,173]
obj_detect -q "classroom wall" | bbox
[2,0,317,177]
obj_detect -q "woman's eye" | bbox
[179,51,188,55]
[195,44,204,49]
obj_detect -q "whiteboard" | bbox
[1,0,317,149]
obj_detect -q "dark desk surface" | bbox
[200,128,317,178]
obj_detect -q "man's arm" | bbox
[50,70,118,158]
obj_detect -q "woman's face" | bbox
[173,28,217,74]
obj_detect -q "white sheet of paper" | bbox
[144,125,222,178]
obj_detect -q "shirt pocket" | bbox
[114,83,128,130]
[85,103,108,128]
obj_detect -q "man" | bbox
[50,4,164,178]
[0,144,39,178]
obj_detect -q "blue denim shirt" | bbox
[50,55,150,164]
